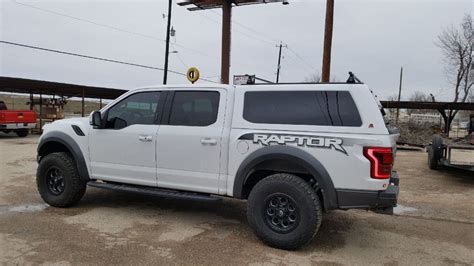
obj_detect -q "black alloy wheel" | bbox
[264,194,299,233]
[46,166,66,195]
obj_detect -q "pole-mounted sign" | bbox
[186,67,200,84]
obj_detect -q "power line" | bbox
[283,50,314,76]
[11,0,317,80]
[10,0,221,61]
[10,0,261,73]
[11,0,166,42]
[206,9,318,73]
[208,10,280,44]
[197,12,275,46]
[287,47,318,73]
[170,43,189,69]
[0,40,218,83]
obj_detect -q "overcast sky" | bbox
[0,0,471,100]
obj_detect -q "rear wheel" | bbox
[36,152,86,207]
[15,129,29,137]
[247,173,322,250]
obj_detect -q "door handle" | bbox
[138,135,153,142]
[201,138,217,145]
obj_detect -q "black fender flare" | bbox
[233,145,338,210]
[37,131,90,181]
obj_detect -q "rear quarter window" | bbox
[243,91,362,127]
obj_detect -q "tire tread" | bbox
[247,173,323,250]
[36,152,86,207]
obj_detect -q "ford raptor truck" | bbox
[36,82,400,250]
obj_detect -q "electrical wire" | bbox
[209,10,280,44]
[0,40,219,83]
[10,0,263,74]
[287,47,318,73]
[170,43,189,69]
[10,0,318,80]
[10,0,221,61]
[11,0,166,42]
[206,9,319,74]
[197,12,275,46]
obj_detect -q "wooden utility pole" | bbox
[221,0,232,84]
[396,67,403,123]
[163,0,173,85]
[321,0,334,82]
[178,1,288,85]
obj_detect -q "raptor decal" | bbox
[239,133,348,155]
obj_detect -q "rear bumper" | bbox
[336,172,399,213]
[0,123,36,130]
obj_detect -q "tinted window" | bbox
[243,91,362,127]
[105,92,161,129]
[169,91,219,126]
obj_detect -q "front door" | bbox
[89,91,163,187]
[156,90,226,194]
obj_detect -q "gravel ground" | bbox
[0,134,473,265]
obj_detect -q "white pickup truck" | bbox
[36,83,400,249]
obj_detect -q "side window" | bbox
[243,91,362,127]
[105,91,161,129]
[169,91,220,126]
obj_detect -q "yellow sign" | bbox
[186,67,200,84]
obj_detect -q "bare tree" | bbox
[305,73,321,82]
[386,94,398,120]
[407,91,432,115]
[436,14,473,135]
[305,73,342,83]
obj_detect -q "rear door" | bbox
[156,89,226,194]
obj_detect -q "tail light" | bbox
[0,113,4,121]
[363,147,393,179]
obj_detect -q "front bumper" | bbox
[336,172,400,214]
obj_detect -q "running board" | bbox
[88,181,221,202]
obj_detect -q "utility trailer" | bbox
[427,115,474,172]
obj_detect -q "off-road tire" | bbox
[247,173,323,250]
[36,152,86,207]
[427,146,438,170]
[15,129,29,137]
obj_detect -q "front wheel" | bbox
[36,152,86,207]
[247,173,323,250]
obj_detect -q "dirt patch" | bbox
[1,136,474,265]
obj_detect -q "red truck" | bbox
[0,101,37,137]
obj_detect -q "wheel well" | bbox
[38,141,72,160]
[241,159,325,209]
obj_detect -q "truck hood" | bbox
[42,117,90,132]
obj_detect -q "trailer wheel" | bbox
[428,146,438,170]
[15,129,29,137]
[431,135,444,160]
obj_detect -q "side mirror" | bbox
[90,111,102,128]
